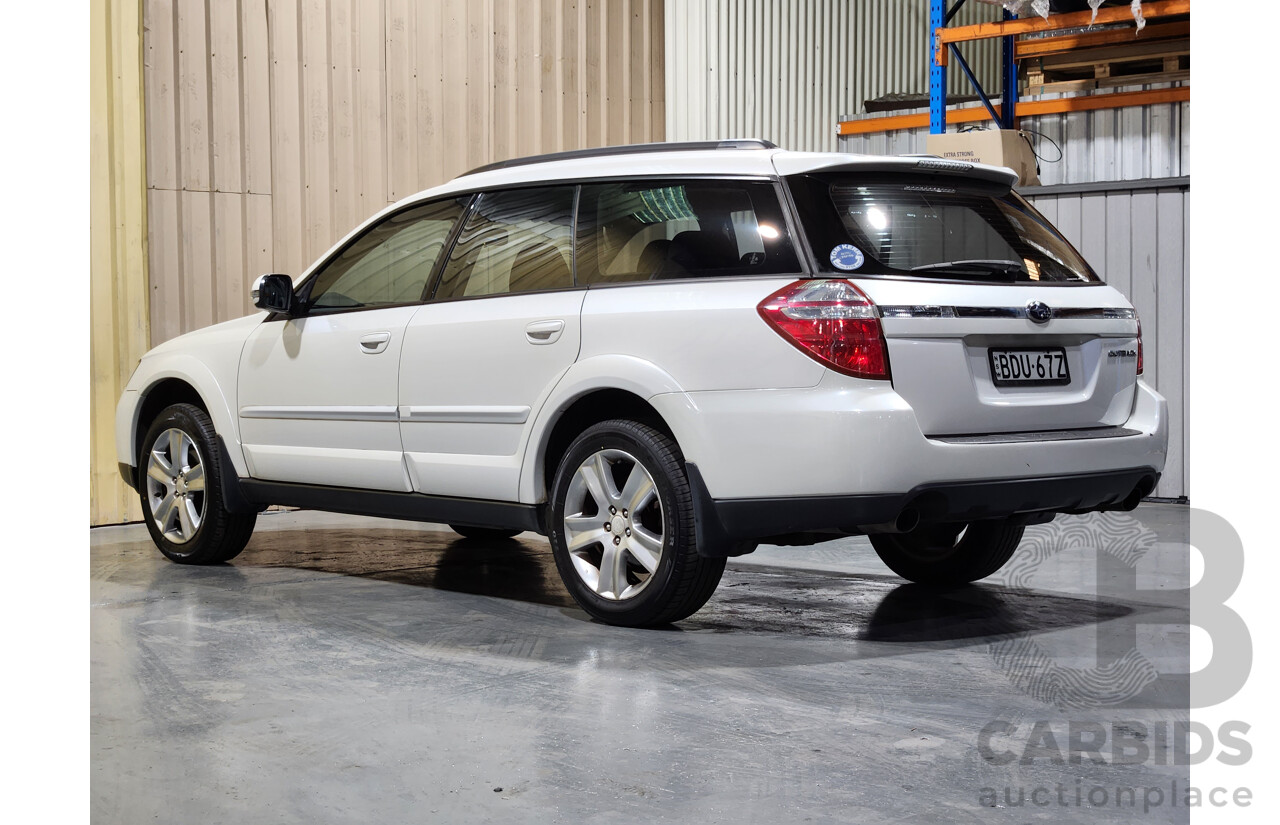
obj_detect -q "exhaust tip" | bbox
[895,507,920,534]
[860,505,921,535]
[1119,476,1157,511]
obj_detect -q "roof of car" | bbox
[399,140,1019,206]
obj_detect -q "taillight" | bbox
[757,279,890,379]
[1136,316,1144,375]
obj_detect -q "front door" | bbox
[238,197,469,490]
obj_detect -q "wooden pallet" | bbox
[1025,37,1189,94]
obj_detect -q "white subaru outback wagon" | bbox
[117,140,1168,627]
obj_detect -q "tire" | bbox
[138,403,256,565]
[869,519,1024,586]
[449,524,523,541]
[548,420,725,627]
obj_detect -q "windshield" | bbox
[787,173,1099,284]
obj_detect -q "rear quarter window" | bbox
[575,180,801,284]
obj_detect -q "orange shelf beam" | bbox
[936,0,1191,66]
[1015,20,1190,60]
[837,86,1189,137]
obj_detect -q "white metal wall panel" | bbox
[1026,182,1189,500]
[838,83,1190,186]
[666,0,1001,151]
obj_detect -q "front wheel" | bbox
[869,519,1024,585]
[138,403,256,564]
[548,420,724,627]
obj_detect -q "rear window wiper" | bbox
[909,259,1026,281]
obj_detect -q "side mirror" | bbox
[251,273,297,315]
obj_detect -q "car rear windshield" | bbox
[787,173,1099,284]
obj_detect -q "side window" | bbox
[434,187,577,301]
[306,197,468,311]
[576,180,800,284]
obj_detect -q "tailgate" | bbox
[854,279,1141,436]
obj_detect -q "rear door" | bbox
[398,186,585,501]
[786,173,1141,436]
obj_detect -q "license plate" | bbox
[988,347,1070,387]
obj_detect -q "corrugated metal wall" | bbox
[142,0,665,348]
[91,0,149,526]
[839,83,1190,186]
[1026,181,1189,500]
[665,0,1001,151]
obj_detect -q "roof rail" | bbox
[460,139,779,177]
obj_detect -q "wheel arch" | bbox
[539,389,674,496]
[127,358,246,478]
[519,355,695,505]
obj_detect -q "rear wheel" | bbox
[139,403,256,564]
[449,525,522,541]
[548,420,724,627]
[869,519,1024,585]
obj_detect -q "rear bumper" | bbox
[653,372,1169,558]
[651,374,1168,500]
[687,463,1159,556]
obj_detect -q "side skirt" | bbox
[239,479,545,534]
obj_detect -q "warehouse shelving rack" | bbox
[837,0,1191,137]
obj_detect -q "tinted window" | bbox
[576,180,800,284]
[306,198,468,311]
[434,187,577,300]
[788,174,1099,283]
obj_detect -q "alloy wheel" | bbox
[561,448,664,600]
[145,428,207,544]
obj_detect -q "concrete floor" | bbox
[92,504,1190,824]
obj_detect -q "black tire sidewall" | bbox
[870,519,1024,585]
[138,404,230,563]
[548,421,691,625]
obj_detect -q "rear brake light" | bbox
[758,279,890,379]
[1136,316,1144,375]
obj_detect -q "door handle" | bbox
[359,332,391,354]
[525,319,565,345]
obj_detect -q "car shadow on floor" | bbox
[239,527,577,608]
[223,527,1163,649]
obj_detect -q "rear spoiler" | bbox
[772,152,1019,191]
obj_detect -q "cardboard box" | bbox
[925,129,1041,187]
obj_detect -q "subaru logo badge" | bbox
[1026,301,1052,324]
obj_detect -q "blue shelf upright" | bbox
[930,0,947,134]
[929,0,1019,135]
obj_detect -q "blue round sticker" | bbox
[830,244,865,271]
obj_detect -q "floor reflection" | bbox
[858,582,1132,643]
[216,527,1154,649]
